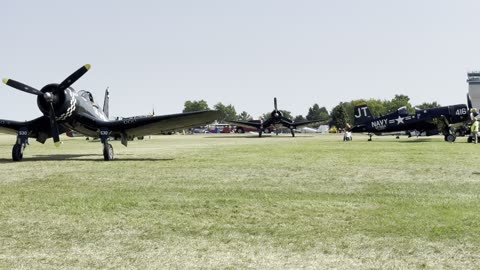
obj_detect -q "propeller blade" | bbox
[58,64,91,91]
[274,97,278,111]
[467,93,473,110]
[48,102,61,147]
[2,78,43,95]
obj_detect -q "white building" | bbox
[467,72,480,109]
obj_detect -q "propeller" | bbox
[2,64,91,147]
[467,93,479,120]
[467,93,474,110]
[48,102,61,146]
[274,97,278,111]
[2,78,43,95]
[58,64,91,92]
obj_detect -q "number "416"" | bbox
[456,108,467,115]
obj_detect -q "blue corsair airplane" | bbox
[227,97,325,137]
[1,64,219,161]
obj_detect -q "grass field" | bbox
[1,133,480,269]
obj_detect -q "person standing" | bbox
[471,117,479,144]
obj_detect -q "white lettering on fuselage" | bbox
[355,107,368,118]
[371,118,388,130]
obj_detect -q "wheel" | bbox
[468,136,473,143]
[103,143,114,161]
[446,134,456,143]
[237,127,244,133]
[12,144,23,161]
[258,129,263,137]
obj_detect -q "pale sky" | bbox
[2,0,480,121]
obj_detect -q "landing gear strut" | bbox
[368,134,373,141]
[290,128,295,137]
[100,128,114,161]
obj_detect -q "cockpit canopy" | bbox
[78,90,99,108]
[397,106,408,116]
[78,90,95,103]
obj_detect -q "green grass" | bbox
[1,133,480,269]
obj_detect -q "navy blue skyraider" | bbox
[350,95,476,142]
[1,64,219,161]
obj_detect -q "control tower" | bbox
[467,72,480,109]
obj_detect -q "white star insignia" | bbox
[395,116,405,125]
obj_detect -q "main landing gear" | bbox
[12,128,29,162]
[100,128,115,161]
[444,134,456,143]
[103,143,114,161]
[12,143,26,161]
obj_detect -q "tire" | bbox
[237,127,244,133]
[468,136,473,143]
[12,144,23,161]
[446,134,456,143]
[103,143,114,161]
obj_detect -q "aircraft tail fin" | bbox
[103,87,109,118]
[354,104,373,125]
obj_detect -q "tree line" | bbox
[183,95,441,128]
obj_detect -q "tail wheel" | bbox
[12,144,24,161]
[103,143,114,161]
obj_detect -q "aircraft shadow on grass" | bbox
[0,154,174,163]
[204,135,314,139]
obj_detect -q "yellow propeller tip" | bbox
[2,78,8,85]
[85,64,91,70]
[54,141,61,147]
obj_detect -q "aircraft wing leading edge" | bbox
[226,120,263,129]
[0,116,65,143]
[95,110,219,136]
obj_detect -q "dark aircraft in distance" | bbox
[1,64,219,161]
[227,97,326,137]
[350,95,476,142]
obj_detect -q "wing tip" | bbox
[84,64,91,70]
[2,78,9,85]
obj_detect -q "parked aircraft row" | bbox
[0,64,476,161]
